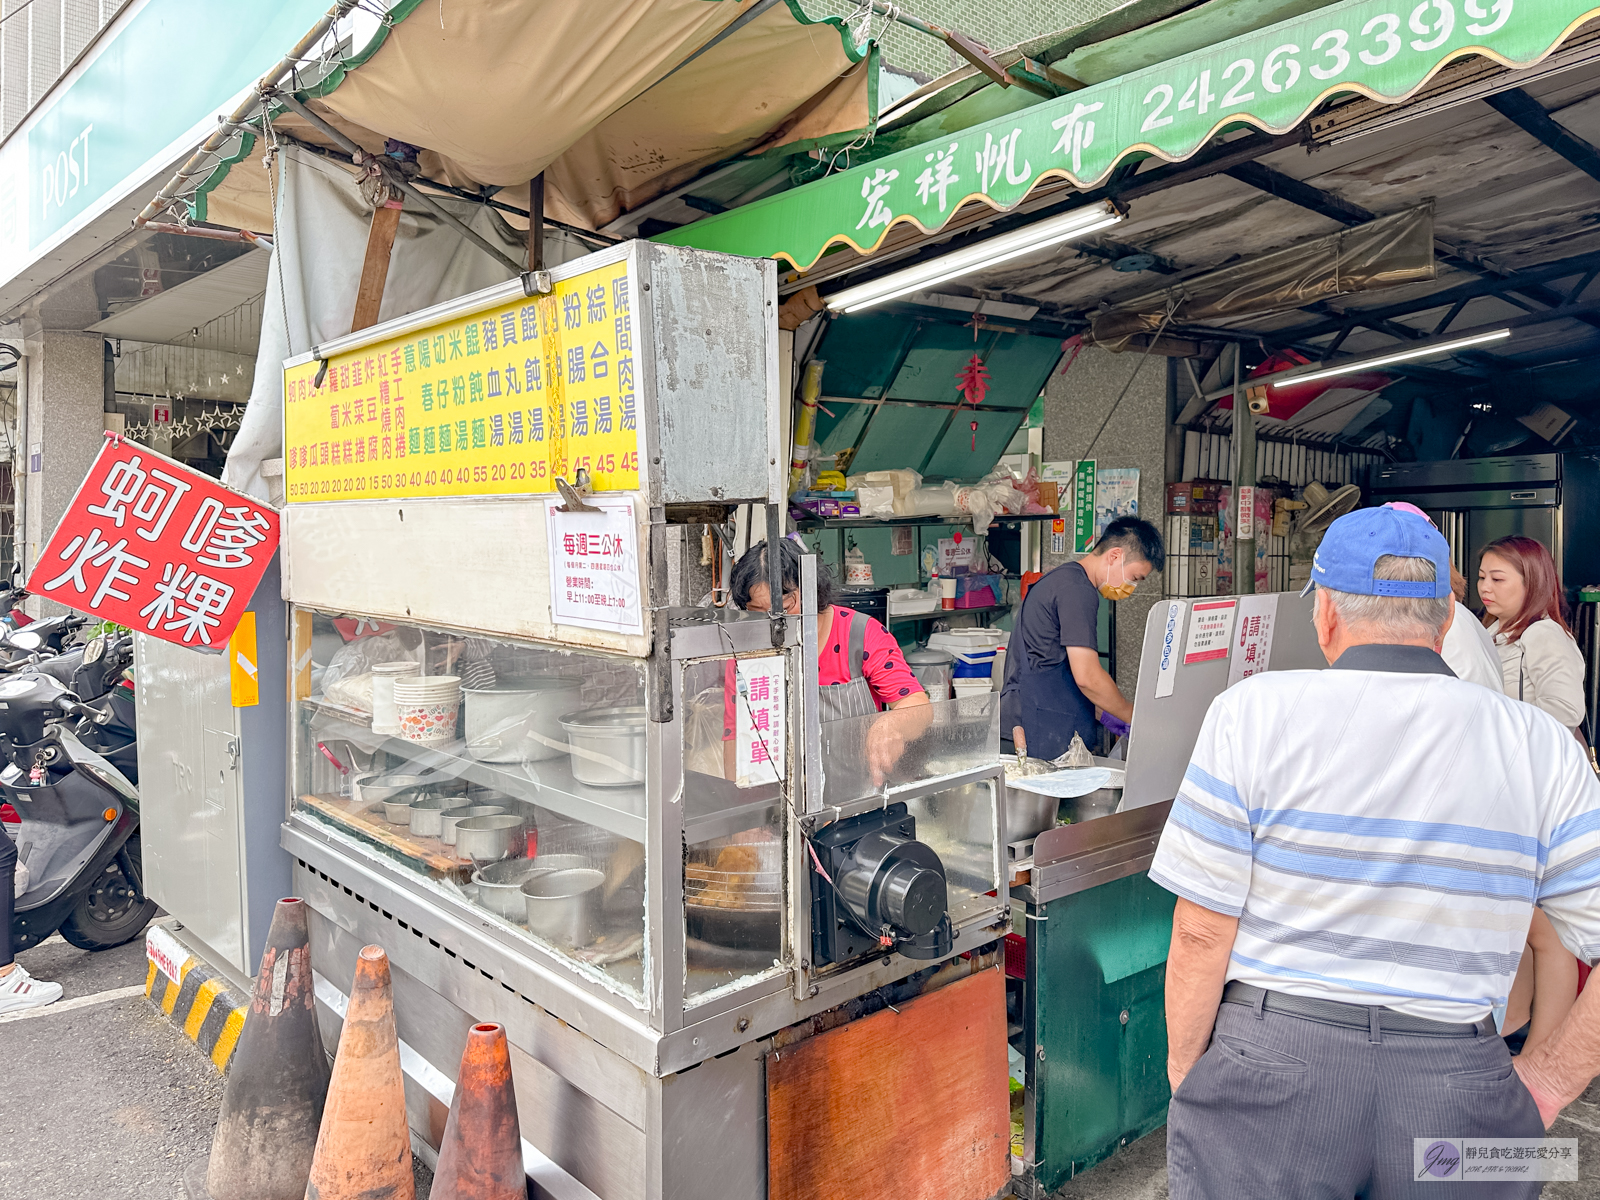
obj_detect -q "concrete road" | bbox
[0,927,434,1199]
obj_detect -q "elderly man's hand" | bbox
[1514,1057,1566,1129]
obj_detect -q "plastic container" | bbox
[392,675,461,747]
[930,629,1009,679]
[904,647,953,700]
[370,660,420,735]
[952,678,994,699]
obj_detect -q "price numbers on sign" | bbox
[26,437,279,652]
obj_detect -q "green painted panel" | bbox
[841,527,920,587]
[850,404,945,474]
[985,331,1066,409]
[1029,872,1175,1191]
[815,401,874,455]
[921,408,1024,480]
[816,313,921,399]
[887,324,980,404]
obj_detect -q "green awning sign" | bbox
[660,0,1598,270]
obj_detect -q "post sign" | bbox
[283,254,642,503]
[1227,593,1279,687]
[734,657,787,788]
[1072,459,1096,554]
[1182,599,1237,664]
[661,0,1600,270]
[545,499,644,635]
[26,437,278,652]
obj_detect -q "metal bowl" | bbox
[440,804,506,846]
[381,797,419,824]
[559,706,647,787]
[453,814,525,863]
[521,868,605,946]
[359,774,435,805]
[1003,784,1060,842]
[408,795,450,838]
[1059,787,1123,825]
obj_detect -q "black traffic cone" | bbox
[200,897,330,1200]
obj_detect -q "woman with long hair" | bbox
[1479,535,1588,1057]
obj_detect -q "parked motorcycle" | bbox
[4,630,153,951]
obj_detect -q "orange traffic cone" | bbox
[304,945,414,1200]
[201,896,330,1200]
[431,1023,524,1199]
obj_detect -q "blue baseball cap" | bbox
[1299,505,1452,598]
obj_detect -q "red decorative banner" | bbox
[26,436,279,652]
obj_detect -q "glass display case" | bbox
[291,610,651,1001]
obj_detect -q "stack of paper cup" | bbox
[371,661,421,735]
[392,675,462,747]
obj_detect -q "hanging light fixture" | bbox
[1271,328,1512,388]
[824,201,1125,314]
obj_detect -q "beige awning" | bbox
[198,0,874,234]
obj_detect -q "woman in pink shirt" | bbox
[730,539,930,782]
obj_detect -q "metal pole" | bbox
[1234,347,1257,595]
[767,503,786,648]
[528,175,545,272]
[268,92,527,276]
[135,0,360,226]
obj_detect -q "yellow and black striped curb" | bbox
[144,924,249,1072]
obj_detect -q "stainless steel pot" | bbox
[440,804,506,846]
[1003,784,1060,842]
[358,773,435,805]
[408,795,449,838]
[559,706,647,787]
[470,858,565,918]
[1060,787,1123,824]
[381,797,418,824]
[522,868,604,946]
[463,676,583,764]
[453,814,524,863]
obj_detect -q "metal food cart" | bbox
[275,239,1011,1199]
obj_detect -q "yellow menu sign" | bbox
[283,255,641,502]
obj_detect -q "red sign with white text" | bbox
[26,437,279,652]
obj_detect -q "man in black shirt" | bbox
[999,516,1164,760]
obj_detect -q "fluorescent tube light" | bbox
[1273,328,1512,387]
[824,201,1124,314]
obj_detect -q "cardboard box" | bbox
[1037,481,1060,513]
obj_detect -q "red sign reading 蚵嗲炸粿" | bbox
[25,436,279,652]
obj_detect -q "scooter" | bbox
[0,612,88,662]
[4,634,153,951]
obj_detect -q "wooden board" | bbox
[767,967,1009,1200]
[298,792,471,877]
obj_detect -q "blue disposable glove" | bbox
[1099,711,1130,739]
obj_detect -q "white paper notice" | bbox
[734,657,786,787]
[1226,593,1279,687]
[546,499,644,635]
[1154,600,1186,698]
[1183,599,1237,664]
[1237,485,1256,541]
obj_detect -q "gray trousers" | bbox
[1168,998,1546,1199]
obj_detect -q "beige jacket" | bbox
[1490,616,1587,730]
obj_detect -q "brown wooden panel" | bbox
[768,967,1008,1200]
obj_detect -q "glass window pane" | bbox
[681,655,787,1003]
[291,609,647,1003]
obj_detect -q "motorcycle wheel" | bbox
[60,836,158,951]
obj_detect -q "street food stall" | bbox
[277,239,1013,1199]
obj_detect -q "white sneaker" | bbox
[0,963,63,1014]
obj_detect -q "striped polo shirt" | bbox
[1149,643,1600,1025]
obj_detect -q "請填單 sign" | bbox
[283,255,641,502]
[27,437,279,652]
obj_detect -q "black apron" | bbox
[1009,579,1098,762]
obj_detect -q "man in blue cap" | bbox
[1149,505,1600,1196]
